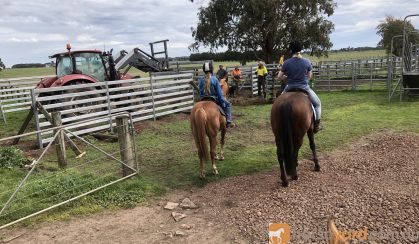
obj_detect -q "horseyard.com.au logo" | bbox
[269,223,291,244]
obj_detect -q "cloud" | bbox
[0,0,205,66]
[76,34,96,43]
[329,0,419,48]
[1,0,419,66]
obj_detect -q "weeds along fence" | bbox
[0,76,54,123]
[0,113,138,229]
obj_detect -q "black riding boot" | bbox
[313,120,323,133]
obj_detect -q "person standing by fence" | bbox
[255,61,268,98]
[231,66,242,96]
[278,55,287,92]
[216,65,228,82]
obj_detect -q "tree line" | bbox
[189,47,385,63]
[11,63,47,69]
[0,58,5,71]
[189,50,281,64]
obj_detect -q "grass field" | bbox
[0,50,387,79]
[0,90,418,227]
[308,49,386,62]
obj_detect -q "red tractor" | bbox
[37,40,170,89]
[36,44,134,89]
[36,42,170,115]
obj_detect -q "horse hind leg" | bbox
[277,147,289,187]
[209,135,219,175]
[199,156,205,179]
[219,127,226,161]
[308,129,320,171]
[291,150,299,181]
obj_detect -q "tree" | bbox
[191,0,335,63]
[0,58,5,71]
[376,16,419,56]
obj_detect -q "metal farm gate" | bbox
[0,113,138,230]
[31,73,194,147]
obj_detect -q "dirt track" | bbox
[1,131,418,243]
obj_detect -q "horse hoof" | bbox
[314,165,321,172]
[219,156,225,161]
[213,169,219,175]
[291,175,299,181]
[215,155,219,160]
[199,174,206,179]
[281,180,289,187]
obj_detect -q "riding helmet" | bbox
[289,41,302,54]
[203,62,214,73]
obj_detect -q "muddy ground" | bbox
[0,131,418,244]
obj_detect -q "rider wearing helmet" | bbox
[278,41,322,133]
[199,62,234,128]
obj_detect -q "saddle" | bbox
[200,96,226,117]
[284,88,316,120]
[287,88,309,96]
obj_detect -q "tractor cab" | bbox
[53,50,108,82]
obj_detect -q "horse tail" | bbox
[193,107,209,161]
[280,102,295,175]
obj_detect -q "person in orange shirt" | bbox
[230,66,242,96]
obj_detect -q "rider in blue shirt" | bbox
[278,41,323,133]
[199,62,234,127]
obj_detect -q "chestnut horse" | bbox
[271,91,320,187]
[219,78,229,97]
[190,101,226,178]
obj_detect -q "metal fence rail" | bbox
[33,73,194,147]
[0,75,54,123]
[312,59,396,91]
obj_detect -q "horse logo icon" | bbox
[269,223,291,244]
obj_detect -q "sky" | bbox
[1,0,419,67]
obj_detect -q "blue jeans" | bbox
[283,85,321,120]
[222,99,232,123]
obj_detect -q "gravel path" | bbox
[189,131,419,243]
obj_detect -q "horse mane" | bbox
[279,101,296,175]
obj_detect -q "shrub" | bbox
[0,147,31,168]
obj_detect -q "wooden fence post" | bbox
[51,112,67,168]
[327,64,331,91]
[116,115,136,176]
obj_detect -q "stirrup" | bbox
[313,121,323,133]
[226,122,235,128]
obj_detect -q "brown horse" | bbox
[271,91,320,187]
[219,78,229,97]
[190,101,227,178]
